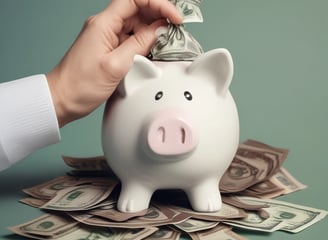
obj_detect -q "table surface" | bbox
[0,0,327,239]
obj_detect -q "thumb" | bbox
[104,20,167,81]
[116,19,168,57]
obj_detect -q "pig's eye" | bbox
[155,91,163,101]
[184,91,193,101]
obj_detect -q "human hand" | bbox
[46,0,182,127]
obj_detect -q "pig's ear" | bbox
[118,55,161,96]
[187,48,233,96]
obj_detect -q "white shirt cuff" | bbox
[0,74,60,171]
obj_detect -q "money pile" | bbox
[150,0,204,61]
[9,139,327,239]
[220,140,306,198]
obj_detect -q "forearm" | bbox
[0,75,60,171]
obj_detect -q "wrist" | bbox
[46,70,70,127]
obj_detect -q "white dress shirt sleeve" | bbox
[0,74,61,171]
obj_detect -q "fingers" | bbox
[101,20,166,82]
[104,0,182,25]
[97,0,183,87]
[134,0,183,24]
[119,19,167,56]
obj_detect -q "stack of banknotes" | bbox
[9,139,327,239]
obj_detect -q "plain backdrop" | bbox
[0,1,327,239]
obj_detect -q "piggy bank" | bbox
[102,48,239,213]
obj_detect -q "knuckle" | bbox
[83,15,96,28]
[101,55,129,81]
[133,29,153,50]
[83,14,107,30]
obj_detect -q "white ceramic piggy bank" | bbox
[102,48,239,213]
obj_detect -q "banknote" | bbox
[152,1,204,61]
[220,140,289,193]
[89,207,148,222]
[188,224,247,240]
[174,218,219,232]
[222,195,269,210]
[23,175,113,199]
[23,175,83,199]
[268,167,307,195]
[224,197,328,233]
[41,183,116,211]
[238,179,286,199]
[150,24,203,61]
[224,211,285,232]
[168,202,247,221]
[238,167,307,199]
[144,227,181,240]
[55,226,158,240]
[9,214,78,240]
[19,197,47,208]
[169,0,203,23]
[10,216,157,240]
[67,205,189,229]
[62,155,111,172]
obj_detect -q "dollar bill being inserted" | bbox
[150,24,203,61]
[224,197,328,233]
[169,0,203,23]
[150,0,204,61]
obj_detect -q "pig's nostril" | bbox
[181,127,186,144]
[158,127,165,143]
[147,116,198,156]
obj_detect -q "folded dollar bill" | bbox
[169,0,203,23]
[150,24,203,61]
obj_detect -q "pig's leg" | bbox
[185,179,221,212]
[117,181,154,212]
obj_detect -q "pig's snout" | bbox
[147,111,198,156]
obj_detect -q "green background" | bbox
[0,0,327,239]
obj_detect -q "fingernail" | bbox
[155,26,168,38]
